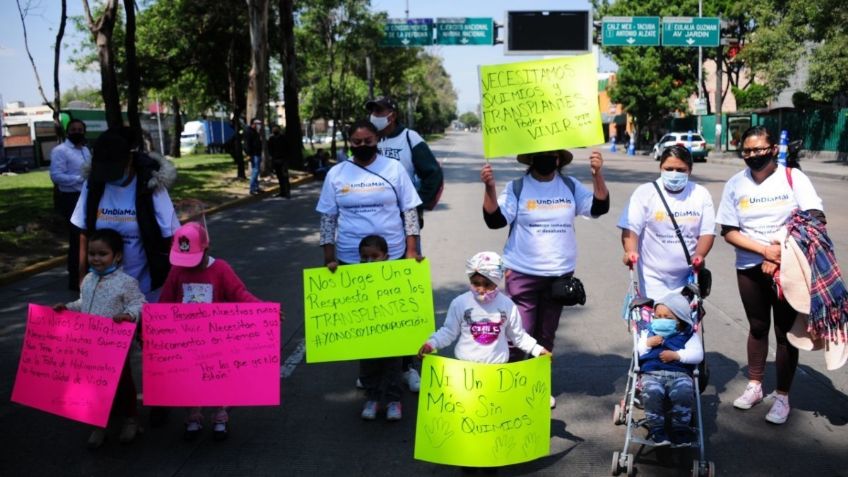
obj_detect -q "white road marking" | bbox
[281,339,305,378]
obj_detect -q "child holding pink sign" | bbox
[158,221,260,441]
[53,228,145,449]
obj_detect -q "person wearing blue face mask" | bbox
[53,228,145,448]
[618,145,716,299]
[637,293,703,447]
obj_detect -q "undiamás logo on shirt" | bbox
[737,193,791,210]
[653,209,701,223]
[96,207,136,223]
[340,181,387,194]
[525,197,572,211]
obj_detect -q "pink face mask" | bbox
[470,285,499,304]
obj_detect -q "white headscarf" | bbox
[465,251,504,284]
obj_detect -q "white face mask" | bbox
[369,114,390,131]
[661,170,689,192]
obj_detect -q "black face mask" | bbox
[350,145,377,162]
[744,154,773,171]
[531,155,558,176]
[68,133,86,145]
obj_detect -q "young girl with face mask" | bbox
[53,228,145,449]
[418,251,550,366]
[618,145,716,299]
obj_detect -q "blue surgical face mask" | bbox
[661,170,688,192]
[470,285,499,304]
[89,263,118,277]
[369,114,390,131]
[650,318,678,338]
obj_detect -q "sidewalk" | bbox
[607,148,848,181]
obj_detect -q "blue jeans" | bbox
[249,155,261,192]
[641,370,694,431]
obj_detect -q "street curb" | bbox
[0,173,317,288]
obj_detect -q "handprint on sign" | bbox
[491,434,517,459]
[424,417,454,448]
[522,433,539,457]
[525,380,546,409]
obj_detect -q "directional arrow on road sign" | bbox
[435,18,494,46]
[381,19,434,47]
[662,17,720,47]
[601,17,660,47]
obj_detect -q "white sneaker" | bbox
[404,368,421,392]
[733,382,763,410]
[386,401,402,421]
[355,378,364,389]
[765,393,790,424]
[550,395,556,409]
[361,400,378,420]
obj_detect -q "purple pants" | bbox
[505,269,564,353]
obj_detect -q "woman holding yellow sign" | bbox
[480,149,609,408]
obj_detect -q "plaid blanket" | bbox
[786,210,848,342]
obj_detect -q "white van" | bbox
[180,121,206,155]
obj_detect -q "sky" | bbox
[0,0,615,114]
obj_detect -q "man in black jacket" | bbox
[268,126,290,198]
[244,118,263,195]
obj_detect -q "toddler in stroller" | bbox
[637,293,703,447]
[612,277,715,477]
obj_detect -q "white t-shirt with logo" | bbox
[316,156,422,263]
[377,128,423,184]
[71,177,180,293]
[716,165,823,269]
[499,174,594,276]
[618,179,716,299]
[426,291,542,364]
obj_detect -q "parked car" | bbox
[0,154,31,173]
[652,132,708,161]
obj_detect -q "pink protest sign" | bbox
[142,302,281,406]
[11,304,136,427]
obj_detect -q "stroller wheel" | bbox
[692,459,715,477]
[613,403,625,425]
[611,451,621,476]
[624,453,635,476]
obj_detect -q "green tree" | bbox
[732,84,770,110]
[459,112,480,128]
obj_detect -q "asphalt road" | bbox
[0,130,846,476]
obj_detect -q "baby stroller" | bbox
[610,268,715,477]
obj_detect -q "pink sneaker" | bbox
[733,382,763,410]
[765,393,790,424]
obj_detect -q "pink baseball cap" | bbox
[170,222,209,267]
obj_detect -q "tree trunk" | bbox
[245,0,269,173]
[170,96,182,158]
[227,27,247,179]
[52,0,67,136]
[124,0,142,146]
[83,0,122,128]
[280,0,304,168]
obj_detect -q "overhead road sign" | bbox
[505,10,592,55]
[381,18,434,47]
[601,16,660,46]
[662,17,720,47]
[435,18,494,45]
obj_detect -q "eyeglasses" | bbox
[740,146,772,157]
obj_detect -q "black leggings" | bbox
[736,267,799,392]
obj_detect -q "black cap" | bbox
[365,96,398,112]
[90,129,131,183]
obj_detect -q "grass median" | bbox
[0,154,261,277]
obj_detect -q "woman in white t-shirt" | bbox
[480,149,609,407]
[716,126,825,425]
[316,119,422,268]
[618,145,716,299]
[71,128,180,299]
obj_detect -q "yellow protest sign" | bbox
[479,54,605,158]
[414,354,551,467]
[303,259,434,363]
